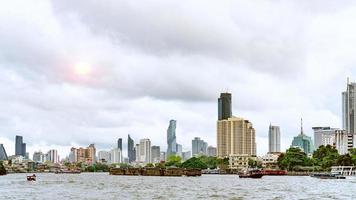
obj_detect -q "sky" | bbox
[1,0,356,159]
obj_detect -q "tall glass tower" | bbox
[167,120,177,156]
[218,93,232,120]
[0,144,8,160]
[342,78,356,134]
[127,134,135,162]
[117,138,122,151]
[15,135,26,156]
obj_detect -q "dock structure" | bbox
[109,168,202,177]
[331,166,356,176]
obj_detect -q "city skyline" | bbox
[2,1,356,159]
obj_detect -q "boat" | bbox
[239,169,263,178]
[27,174,36,181]
[310,173,346,179]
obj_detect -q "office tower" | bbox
[117,138,122,151]
[15,135,26,156]
[167,120,177,156]
[98,151,110,163]
[192,137,208,156]
[207,146,217,157]
[110,148,123,164]
[335,130,354,154]
[135,144,140,162]
[139,139,151,164]
[128,134,135,162]
[291,119,314,154]
[0,144,8,160]
[342,78,356,134]
[48,149,59,163]
[176,144,182,158]
[268,124,281,153]
[312,127,338,148]
[218,93,232,120]
[217,117,256,158]
[33,151,44,163]
[182,151,191,161]
[151,146,160,163]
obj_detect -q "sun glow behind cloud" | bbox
[74,62,92,76]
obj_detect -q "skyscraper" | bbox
[98,151,110,163]
[0,144,8,160]
[217,117,256,157]
[218,93,232,120]
[128,134,135,162]
[48,149,59,163]
[291,119,314,155]
[167,120,177,156]
[139,139,151,164]
[117,138,122,151]
[268,124,281,153]
[151,146,160,163]
[110,148,123,164]
[192,137,208,156]
[207,146,217,157]
[15,135,26,157]
[342,78,356,134]
[312,127,337,148]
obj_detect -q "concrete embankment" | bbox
[109,168,202,177]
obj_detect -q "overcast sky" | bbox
[1,0,356,158]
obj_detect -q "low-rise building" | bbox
[229,154,254,169]
[261,153,281,169]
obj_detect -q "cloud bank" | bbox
[1,0,356,157]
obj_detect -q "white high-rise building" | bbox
[268,124,281,153]
[135,144,140,162]
[139,139,151,164]
[98,151,110,163]
[312,127,338,148]
[151,146,160,163]
[335,130,355,155]
[47,149,59,163]
[110,148,123,164]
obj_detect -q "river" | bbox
[0,173,355,199]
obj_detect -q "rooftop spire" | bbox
[300,118,304,135]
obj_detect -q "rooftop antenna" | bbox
[300,118,304,135]
[347,77,350,84]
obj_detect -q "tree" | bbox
[181,157,208,169]
[145,163,154,168]
[0,161,6,175]
[278,147,311,171]
[198,156,218,169]
[248,158,262,168]
[313,145,339,170]
[350,148,356,165]
[165,155,182,167]
[336,154,352,166]
[217,157,229,169]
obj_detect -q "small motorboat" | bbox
[239,169,263,178]
[27,174,36,181]
[310,173,346,179]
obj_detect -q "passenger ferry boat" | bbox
[331,166,356,176]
